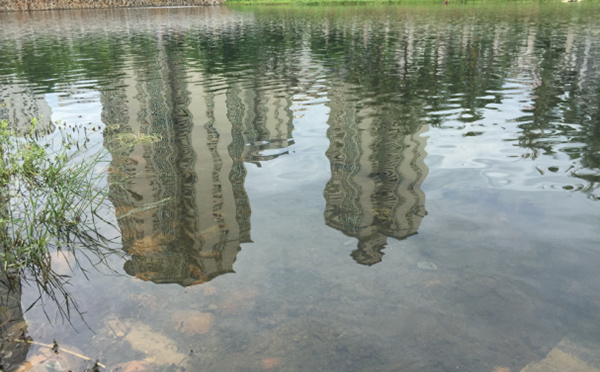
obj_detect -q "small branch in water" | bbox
[116,197,173,220]
[9,338,106,368]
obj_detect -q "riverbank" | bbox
[225,0,585,5]
[0,0,222,12]
[1,0,589,12]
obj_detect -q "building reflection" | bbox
[324,87,428,266]
[0,85,53,132]
[102,38,294,286]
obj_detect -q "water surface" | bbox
[1,4,599,372]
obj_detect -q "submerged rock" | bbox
[124,322,188,366]
[44,361,62,372]
[417,261,438,271]
[262,358,282,370]
[171,310,214,335]
[107,318,130,338]
[520,348,600,372]
[112,360,155,372]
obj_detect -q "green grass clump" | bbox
[1,119,108,274]
[0,118,157,319]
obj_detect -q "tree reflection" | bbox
[0,6,598,285]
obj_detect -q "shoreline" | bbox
[0,0,223,13]
[0,0,590,12]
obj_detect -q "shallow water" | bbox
[1,3,600,372]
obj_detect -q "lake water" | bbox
[1,3,599,372]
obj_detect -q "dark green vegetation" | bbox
[0,119,115,319]
[0,117,158,321]
[0,121,105,268]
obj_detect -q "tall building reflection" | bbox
[102,38,294,286]
[324,87,428,266]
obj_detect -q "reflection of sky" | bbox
[240,80,332,267]
[46,90,102,126]
[247,84,331,195]
[426,80,589,194]
[46,89,106,145]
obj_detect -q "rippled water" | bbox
[1,4,600,372]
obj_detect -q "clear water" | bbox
[1,4,599,372]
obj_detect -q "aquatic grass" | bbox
[0,119,109,320]
[0,118,158,322]
[2,121,103,265]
